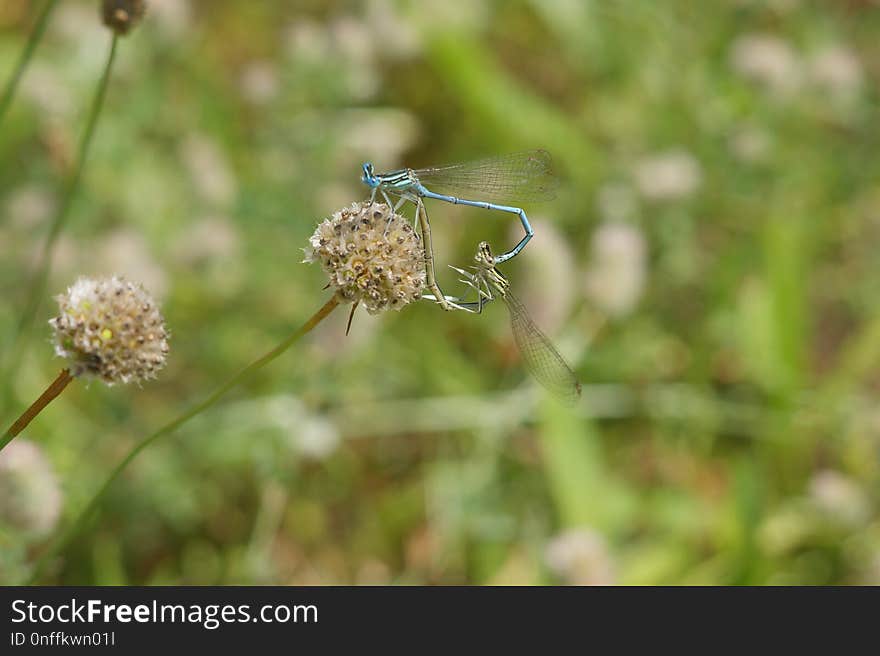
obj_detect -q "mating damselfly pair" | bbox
[361,150,556,310]
[359,150,581,403]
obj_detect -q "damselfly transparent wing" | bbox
[412,150,558,204]
[501,289,581,405]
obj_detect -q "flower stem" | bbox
[26,295,341,584]
[2,34,119,392]
[0,0,59,127]
[0,368,72,453]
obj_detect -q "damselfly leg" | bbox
[415,197,452,311]
[427,242,582,403]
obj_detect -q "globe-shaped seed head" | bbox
[49,276,169,385]
[303,202,426,314]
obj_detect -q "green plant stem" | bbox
[0,0,59,127]
[2,34,119,390]
[26,294,341,584]
[0,368,72,453]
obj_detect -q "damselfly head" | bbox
[474,241,494,267]
[361,162,378,188]
[471,241,508,295]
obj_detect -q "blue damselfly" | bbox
[360,150,557,311]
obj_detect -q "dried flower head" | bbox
[102,0,146,35]
[49,276,169,385]
[304,202,426,314]
[0,439,62,538]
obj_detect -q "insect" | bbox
[427,241,581,404]
[360,150,558,311]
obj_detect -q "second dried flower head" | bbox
[102,0,147,36]
[50,276,169,385]
[304,202,426,314]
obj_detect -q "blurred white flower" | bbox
[20,64,75,119]
[633,149,702,202]
[730,33,802,95]
[339,109,420,168]
[5,185,55,230]
[265,396,341,460]
[181,134,239,209]
[544,528,615,585]
[240,61,279,105]
[365,0,421,59]
[53,3,100,40]
[330,15,376,63]
[52,3,109,76]
[330,15,381,98]
[148,0,193,39]
[285,18,332,62]
[0,439,62,538]
[296,415,341,460]
[758,506,811,556]
[596,182,638,223]
[286,15,382,99]
[510,219,576,334]
[729,125,771,164]
[808,46,863,100]
[172,215,240,266]
[584,222,646,318]
[809,470,870,527]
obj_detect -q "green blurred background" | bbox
[1,0,879,585]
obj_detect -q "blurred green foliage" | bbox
[1,0,879,584]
